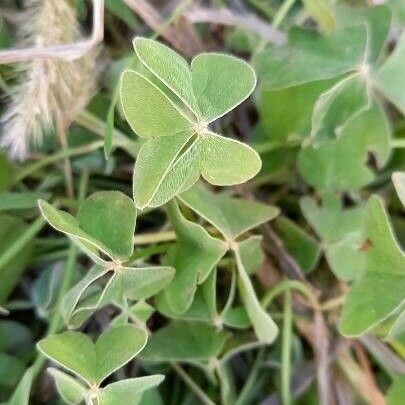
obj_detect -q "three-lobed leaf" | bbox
[38,325,147,386]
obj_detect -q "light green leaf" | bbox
[141,321,228,362]
[191,53,256,122]
[146,137,201,208]
[133,132,194,209]
[179,183,279,240]
[200,132,261,186]
[235,244,278,344]
[78,191,137,260]
[134,37,199,116]
[37,332,96,385]
[156,201,227,314]
[393,172,405,207]
[298,102,391,191]
[120,70,192,138]
[61,265,109,326]
[310,74,371,143]
[99,375,164,405]
[374,31,405,115]
[0,152,14,192]
[237,236,265,275]
[47,368,87,405]
[108,266,175,301]
[38,200,109,263]
[340,196,405,336]
[38,325,148,386]
[254,26,366,89]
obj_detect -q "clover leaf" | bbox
[169,183,280,344]
[38,192,174,328]
[120,38,261,209]
[38,326,163,405]
[393,172,405,207]
[340,196,405,336]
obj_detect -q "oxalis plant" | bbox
[2,3,405,404]
[20,39,278,405]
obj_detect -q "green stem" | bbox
[133,230,177,245]
[0,216,46,270]
[281,289,293,405]
[273,0,297,28]
[235,349,265,405]
[14,141,104,183]
[391,139,405,148]
[171,363,216,405]
[261,279,318,310]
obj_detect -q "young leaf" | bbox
[179,183,279,240]
[340,196,405,336]
[38,325,148,386]
[99,375,165,405]
[156,201,227,314]
[254,26,367,90]
[47,368,87,405]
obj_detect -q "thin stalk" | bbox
[281,289,293,405]
[0,216,46,270]
[171,363,216,405]
[391,139,405,148]
[235,349,265,405]
[14,140,104,183]
[57,120,74,198]
[133,230,177,245]
[273,0,297,28]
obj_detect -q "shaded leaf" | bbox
[47,368,87,405]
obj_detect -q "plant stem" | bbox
[391,139,405,148]
[281,288,292,405]
[273,0,296,28]
[14,140,104,183]
[133,230,177,245]
[235,349,264,405]
[171,363,216,405]
[0,216,45,270]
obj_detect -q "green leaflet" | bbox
[39,191,137,262]
[47,368,87,405]
[340,196,405,336]
[120,38,260,209]
[37,325,147,386]
[254,25,367,90]
[298,102,391,192]
[141,321,229,362]
[301,193,365,281]
[179,183,279,240]
[156,200,227,315]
